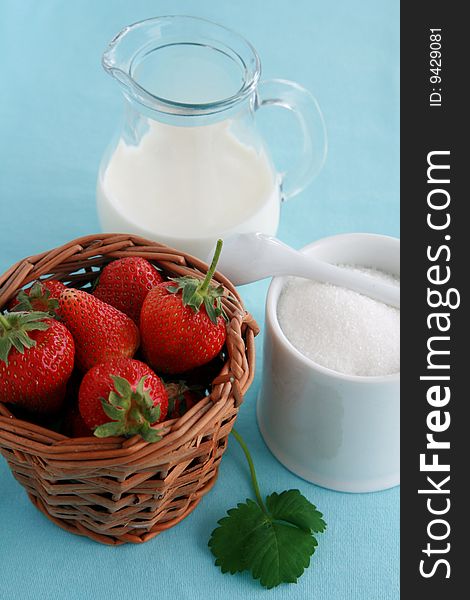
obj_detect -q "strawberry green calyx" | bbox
[94,375,162,443]
[0,311,51,365]
[13,282,59,317]
[167,239,226,324]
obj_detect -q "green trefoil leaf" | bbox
[209,491,326,589]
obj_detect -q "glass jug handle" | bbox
[255,79,327,201]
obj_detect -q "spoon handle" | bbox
[286,256,400,308]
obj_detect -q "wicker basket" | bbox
[0,233,258,545]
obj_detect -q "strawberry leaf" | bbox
[209,493,321,589]
[247,520,317,589]
[208,429,326,589]
[209,499,266,574]
[266,490,326,533]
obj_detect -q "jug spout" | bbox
[102,25,139,93]
[102,19,175,114]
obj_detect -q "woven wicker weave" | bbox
[0,233,258,545]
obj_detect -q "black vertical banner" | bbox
[401,3,466,598]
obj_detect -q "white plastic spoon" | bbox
[214,233,400,308]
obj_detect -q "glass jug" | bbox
[97,16,327,259]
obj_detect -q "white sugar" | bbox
[277,266,400,377]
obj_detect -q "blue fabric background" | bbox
[0,1,399,598]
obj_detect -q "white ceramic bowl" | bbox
[257,233,400,493]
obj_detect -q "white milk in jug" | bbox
[97,119,281,259]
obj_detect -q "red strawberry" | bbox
[78,358,168,442]
[0,311,75,413]
[140,240,227,374]
[9,279,66,316]
[165,381,200,419]
[93,257,164,323]
[59,288,139,372]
